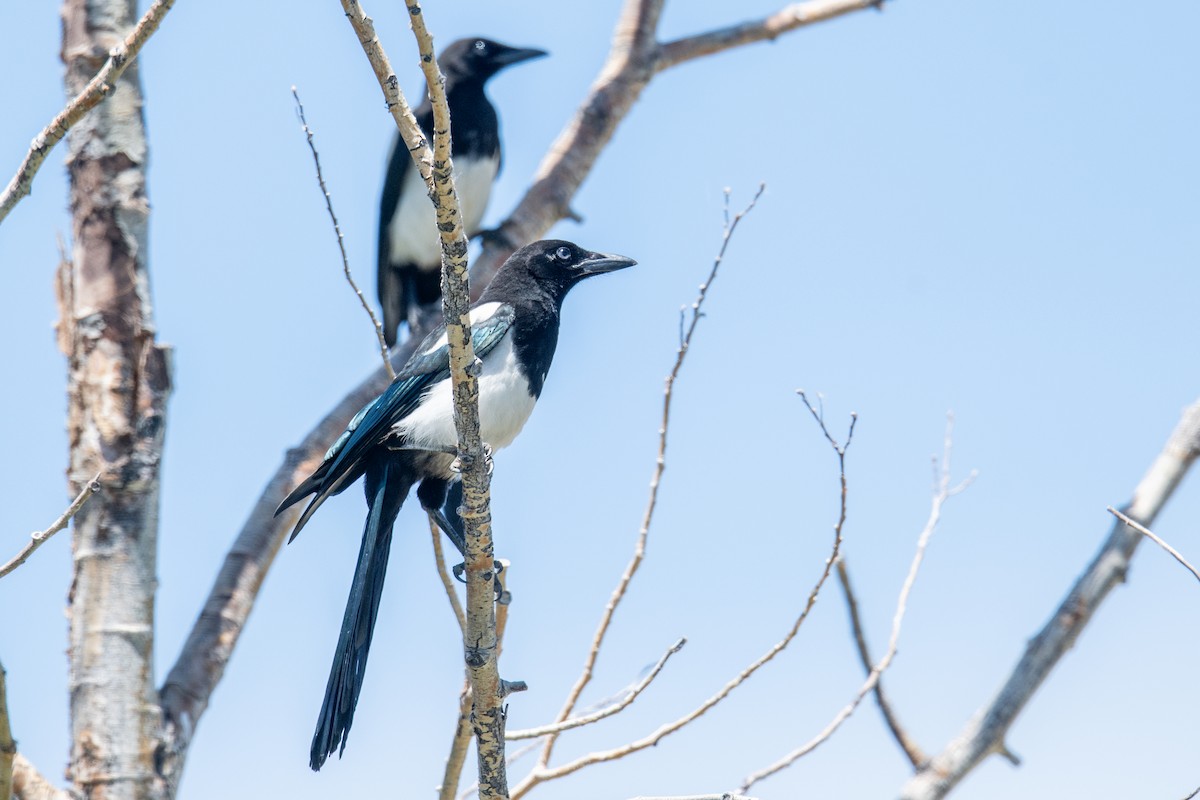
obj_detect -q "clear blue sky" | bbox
[3,1,1199,798]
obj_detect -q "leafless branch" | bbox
[533,185,764,775]
[629,795,758,800]
[440,680,475,800]
[901,398,1200,800]
[468,0,884,290]
[836,557,926,768]
[0,660,11,800]
[10,755,70,800]
[0,0,176,226]
[1107,507,1200,586]
[0,473,101,579]
[507,639,686,740]
[656,0,885,71]
[430,517,467,633]
[513,395,853,798]
[742,415,973,791]
[291,86,394,379]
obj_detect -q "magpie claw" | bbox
[451,559,508,602]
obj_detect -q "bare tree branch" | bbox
[656,0,885,71]
[742,416,973,792]
[900,398,1200,800]
[431,518,468,633]
[291,86,394,379]
[1107,507,1200,586]
[512,392,853,798]
[507,639,686,740]
[630,796,758,800]
[532,185,763,776]
[0,473,101,580]
[0,0,176,226]
[11,755,70,800]
[440,681,475,800]
[835,557,927,768]
[469,0,884,287]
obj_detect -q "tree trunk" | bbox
[59,1,171,798]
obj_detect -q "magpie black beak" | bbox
[493,47,549,68]
[579,252,638,275]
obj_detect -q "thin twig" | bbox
[513,393,853,797]
[507,639,686,739]
[440,679,474,800]
[742,413,973,791]
[0,0,177,225]
[836,557,927,767]
[0,473,101,579]
[1107,507,1200,586]
[430,517,467,633]
[292,86,394,379]
[532,185,765,774]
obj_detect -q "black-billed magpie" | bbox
[278,239,636,770]
[378,37,547,346]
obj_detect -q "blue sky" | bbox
[2,1,1199,798]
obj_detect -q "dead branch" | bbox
[0,660,11,800]
[741,415,973,791]
[11,755,70,800]
[530,185,763,778]
[1107,507,1200,586]
[507,639,687,740]
[835,558,926,767]
[900,398,1200,800]
[0,473,101,580]
[292,86,394,379]
[512,392,853,798]
[0,0,176,225]
[469,0,886,289]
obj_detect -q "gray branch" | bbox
[900,398,1200,799]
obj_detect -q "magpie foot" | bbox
[450,443,494,475]
[451,559,509,603]
[475,226,516,251]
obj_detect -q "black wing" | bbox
[277,304,517,539]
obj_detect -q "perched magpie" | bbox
[378,37,547,346]
[278,239,636,770]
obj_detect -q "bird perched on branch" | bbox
[378,37,547,346]
[279,239,636,770]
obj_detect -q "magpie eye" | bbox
[554,246,572,261]
[473,40,487,51]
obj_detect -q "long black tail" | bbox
[310,459,408,770]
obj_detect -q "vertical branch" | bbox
[0,660,12,800]
[59,1,172,798]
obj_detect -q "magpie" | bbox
[278,239,636,770]
[378,37,547,346]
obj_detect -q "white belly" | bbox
[387,154,499,268]
[397,332,536,454]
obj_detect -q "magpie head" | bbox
[504,239,637,298]
[441,38,548,84]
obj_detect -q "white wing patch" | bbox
[398,328,536,454]
[387,154,500,268]
[418,302,506,355]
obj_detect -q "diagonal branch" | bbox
[291,86,394,379]
[0,472,101,580]
[900,398,1200,800]
[512,396,854,798]
[0,0,176,226]
[836,557,927,768]
[506,639,686,740]
[1107,507,1200,586]
[535,185,763,771]
[741,416,973,791]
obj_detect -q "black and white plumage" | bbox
[278,239,636,771]
[378,37,547,346]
